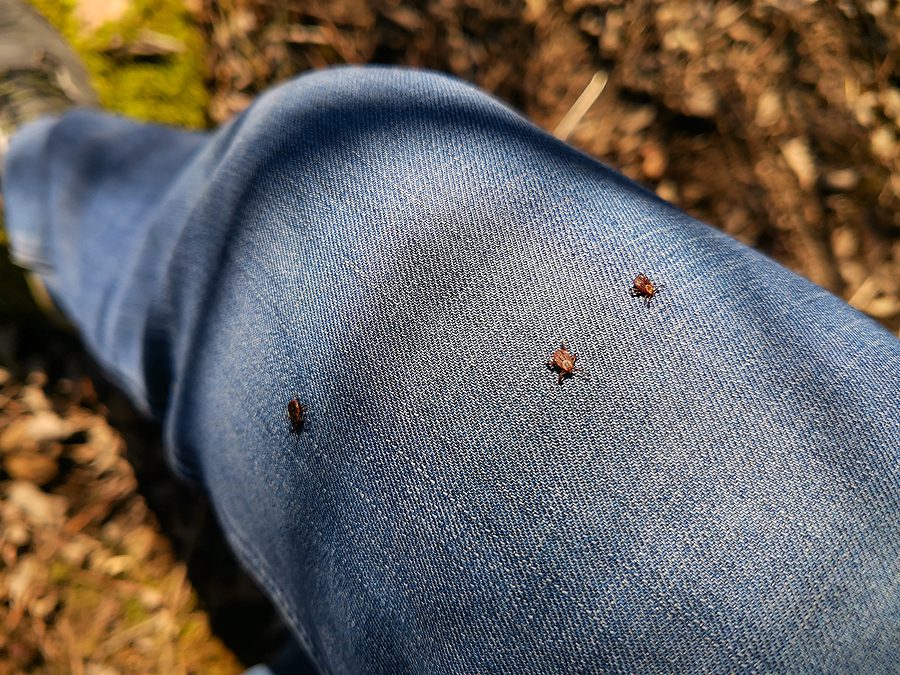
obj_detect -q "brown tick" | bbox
[546,343,585,385]
[287,398,307,434]
[631,273,664,306]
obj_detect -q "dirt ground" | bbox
[2,1,899,673]
[195,0,900,332]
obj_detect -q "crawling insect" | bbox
[546,343,586,385]
[287,398,307,434]
[631,273,664,306]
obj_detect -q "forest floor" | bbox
[2,1,898,672]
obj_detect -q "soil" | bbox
[2,1,899,672]
[194,0,900,333]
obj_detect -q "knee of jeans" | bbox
[247,65,510,146]
[223,65,561,242]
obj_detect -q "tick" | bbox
[287,398,307,434]
[546,343,585,385]
[631,273,664,306]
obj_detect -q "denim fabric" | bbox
[4,66,899,674]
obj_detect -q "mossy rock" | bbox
[27,0,209,128]
[1,0,209,319]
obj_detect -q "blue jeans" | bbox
[4,67,899,674]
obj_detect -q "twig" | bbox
[847,274,878,309]
[553,70,608,141]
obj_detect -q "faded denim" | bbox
[4,66,899,674]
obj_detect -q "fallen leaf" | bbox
[7,481,68,527]
[781,137,817,190]
[4,453,59,485]
[0,411,74,452]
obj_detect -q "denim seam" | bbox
[231,239,405,638]
[169,236,399,668]
[216,503,331,675]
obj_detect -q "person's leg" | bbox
[4,66,898,673]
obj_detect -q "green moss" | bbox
[24,0,77,39]
[27,0,209,129]
[0,1,210,319]
[64,582,104,622]
[178,615,203,639]
[122,596,151,626]
[48,560,72,584]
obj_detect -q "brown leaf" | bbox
[6,481,68,528]
[0,411,73,452]
[4,453,59,485]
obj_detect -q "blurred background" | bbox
[1,0,898,672]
